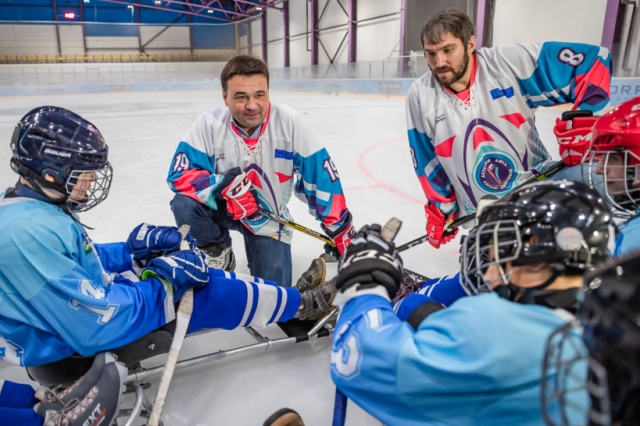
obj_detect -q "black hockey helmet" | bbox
[10,106,112,212]
[541,248,640,426]
[460,180,615,298]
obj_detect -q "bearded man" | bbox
[407,9,611,249]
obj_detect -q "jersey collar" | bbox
[230,103,272,149]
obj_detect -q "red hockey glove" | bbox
[425,203,457,249]
[553,114,598,166]
[215,168,258,221]
[321,212,356,257]
[226,192,258,221]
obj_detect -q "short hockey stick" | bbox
[147,225,193,426]
[395,161,568,253]
[332,217,403,426]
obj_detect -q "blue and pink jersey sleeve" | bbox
[167,115,226,210]
[292,121,350,230]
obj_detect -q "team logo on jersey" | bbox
[558,48,585,67]
[475,153,516,193]
[81,232,94,254]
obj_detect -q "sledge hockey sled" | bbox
[26,308,338,424]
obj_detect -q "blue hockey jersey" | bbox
[0,191,300,367]
[614,214,640,257]
[331,292,587,425]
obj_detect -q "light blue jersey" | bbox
[331,293,587,425]
[614,214,640,257]
[0,190,299,367]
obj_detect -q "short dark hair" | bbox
[220,55,269,92]
[420,9,475,49]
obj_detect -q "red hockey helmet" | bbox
[588,97,640,215]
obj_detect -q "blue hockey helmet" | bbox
[10,106,112,212]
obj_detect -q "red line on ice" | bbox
[356,137,424,205]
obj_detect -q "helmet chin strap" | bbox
[495,262,571,308]
[11,158,94,229]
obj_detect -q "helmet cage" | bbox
[460,219,522,295]
[588,149,640,216]
[65,163,113,212]
[541,321,611,426]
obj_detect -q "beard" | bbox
[431,50,470,88]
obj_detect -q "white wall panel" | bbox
[275,0,403,67]
[85,36,138,51]
[140,26,190,49]
[251,17,263,60]
[268,40,284,68]
[492,0,607,46]
[0,25,58,55]
[59,25,84,54]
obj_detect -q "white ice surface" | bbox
[0,90,565,425]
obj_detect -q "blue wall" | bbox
[0,0,251,23]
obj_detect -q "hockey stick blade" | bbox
[147,225,193,426]
[380,217,402,244]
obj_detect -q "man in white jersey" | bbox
[168,56,355,287]
[407,10,611,248]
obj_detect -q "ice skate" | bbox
[295,257,326,293]
[298,276,337,321]
[201,243,236,271]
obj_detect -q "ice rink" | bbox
[0,89,565,425]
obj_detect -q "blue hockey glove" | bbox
[142,249,209,301]
[336,224,404,300]
[127,223,196,267]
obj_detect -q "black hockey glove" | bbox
[336,224,404,299]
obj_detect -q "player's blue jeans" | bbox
[170,194,292,287]
[548,162,606,196]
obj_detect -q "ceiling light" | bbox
[207,9,213,13]
[256,7,263,10]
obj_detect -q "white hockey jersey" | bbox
[168,102,350,244]
[407,42,611,216]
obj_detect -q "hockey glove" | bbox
[553,111,598,166]
[321,211,356,257]
[214,167,258,221]
[142,249,209,302]
[126,223,196,267]
[425,203,458,249]
[335,224,404,301]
